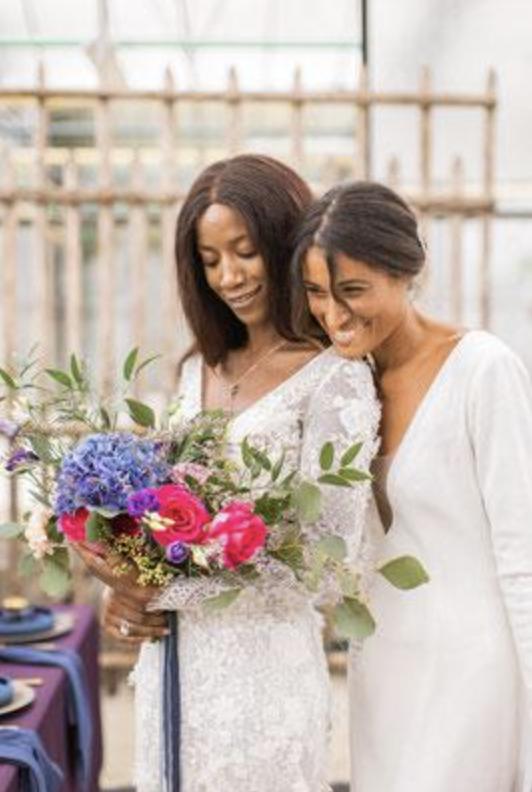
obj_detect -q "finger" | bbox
[106,599,168,629]
[105,616,169,641]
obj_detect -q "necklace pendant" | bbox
[230,383,240,399]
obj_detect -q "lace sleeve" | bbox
[299,357,380,572]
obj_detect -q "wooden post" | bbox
[291,67,304,172]
[161,68,179,395]
[95,86,115,393]
[386,155,400,190]
[419,65,432,197]
[226,67,242,155]
[356,64,369,178]
[65,152,83,356]
[1,147,17,365]
[450,156,464,323]
[479,69,496,328]
[34,62,55,365]
[130,149,148,397]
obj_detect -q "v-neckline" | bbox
[385,330,479,490]
[197,347,331,424]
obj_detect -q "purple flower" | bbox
[165,541,189,566]
[0,419,20,440]
[126,489,160,518]
[54,433,170,515]
[5,448,39,472]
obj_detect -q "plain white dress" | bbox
[133,348,380,792]
[350,330,532,792]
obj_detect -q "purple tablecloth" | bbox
[0,605,103,792]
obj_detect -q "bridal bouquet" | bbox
[0,349,428,640]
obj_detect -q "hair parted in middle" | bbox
[175,153,321,367]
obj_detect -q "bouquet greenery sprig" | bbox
[0,349,428,640]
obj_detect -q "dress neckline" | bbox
[385,330,481,492]
[197,347,332,423]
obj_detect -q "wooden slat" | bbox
[64,153,83,356]
[356,65,369,178]
[419,66,432,196]
[95,93,115,393]
[290,67,304,172]
[450,157,464,323]
[226,67,242,155]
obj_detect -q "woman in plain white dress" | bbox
[293,180,532,792]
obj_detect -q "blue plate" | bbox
[0,677,13,708]
[0,606,54,637]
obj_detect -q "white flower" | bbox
[24,505,54,560]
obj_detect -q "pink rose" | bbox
[210,501,267,569]
[150,484,211,547]
[58,508,89,542]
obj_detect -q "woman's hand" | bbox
[102,588,169,645]
[72,542,161,608]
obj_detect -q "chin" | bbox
[332,341,369,361]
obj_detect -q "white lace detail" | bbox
[134,348,379,792]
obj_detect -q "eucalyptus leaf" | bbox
[40,558,71,599]
[70,354,84,387]
[0,368,17,389]
[291,481,322,523]
[18,552,38,578]
[203,588,242,612]
[135,354,162,377]
[333,597,376,640]
[338,467,372,483]
[378,555,430,590]
[99,407,112,429]
[241,437,254,470]
[0,521,24,539]
[318,473,352,488]
[123,347,139,381]
[271,452,285,482]
[316,535,347,562]
[125,398,155,428]
[85,511,110,542]
[45,368,73,389]
[319,442,334,471]
[248,445,272,471]
[340,441,363,467]
[29,435,54,463]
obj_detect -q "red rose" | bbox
[111,513,140,536]
[210,501,267,569]
[150,484,210,547]
[58,508,89,542]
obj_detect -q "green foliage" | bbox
[123,347,139,381]
[0,522,24,539]
[40,552,71,599]
[315,535,347,562]
[0,368,17,389]
[45,368,73,389]
[319,442,334,471]
[318,473,352,487]
[333,597,376,640]
[340,442,363,467]
[378,556,430,590]
[125,398,155,428]
[291,481,322,523]
[203,588,242,612]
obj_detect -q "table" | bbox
[0,605,103,792]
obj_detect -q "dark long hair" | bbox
[175,154,317,366]
[292,181,426,318]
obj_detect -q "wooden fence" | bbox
[0,63,497,606]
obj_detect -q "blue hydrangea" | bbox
[55,433,170,515]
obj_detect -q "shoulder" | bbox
[313,349,376,395]
[461,330,529,383]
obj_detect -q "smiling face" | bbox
[302,246,411,359]
[196,203,270,329]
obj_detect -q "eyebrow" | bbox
[198,233,249,250]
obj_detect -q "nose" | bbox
[323,297,350,333]
[219,255,244,289]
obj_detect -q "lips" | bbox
[225,285,262,308]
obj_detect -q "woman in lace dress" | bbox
[294,180,532,791]
[81,155,380,792]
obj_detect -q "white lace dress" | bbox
[133,348,380,792]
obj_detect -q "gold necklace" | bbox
[215,340,286,412]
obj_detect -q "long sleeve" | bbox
[299,357,380,565]
[469,342,532,719]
